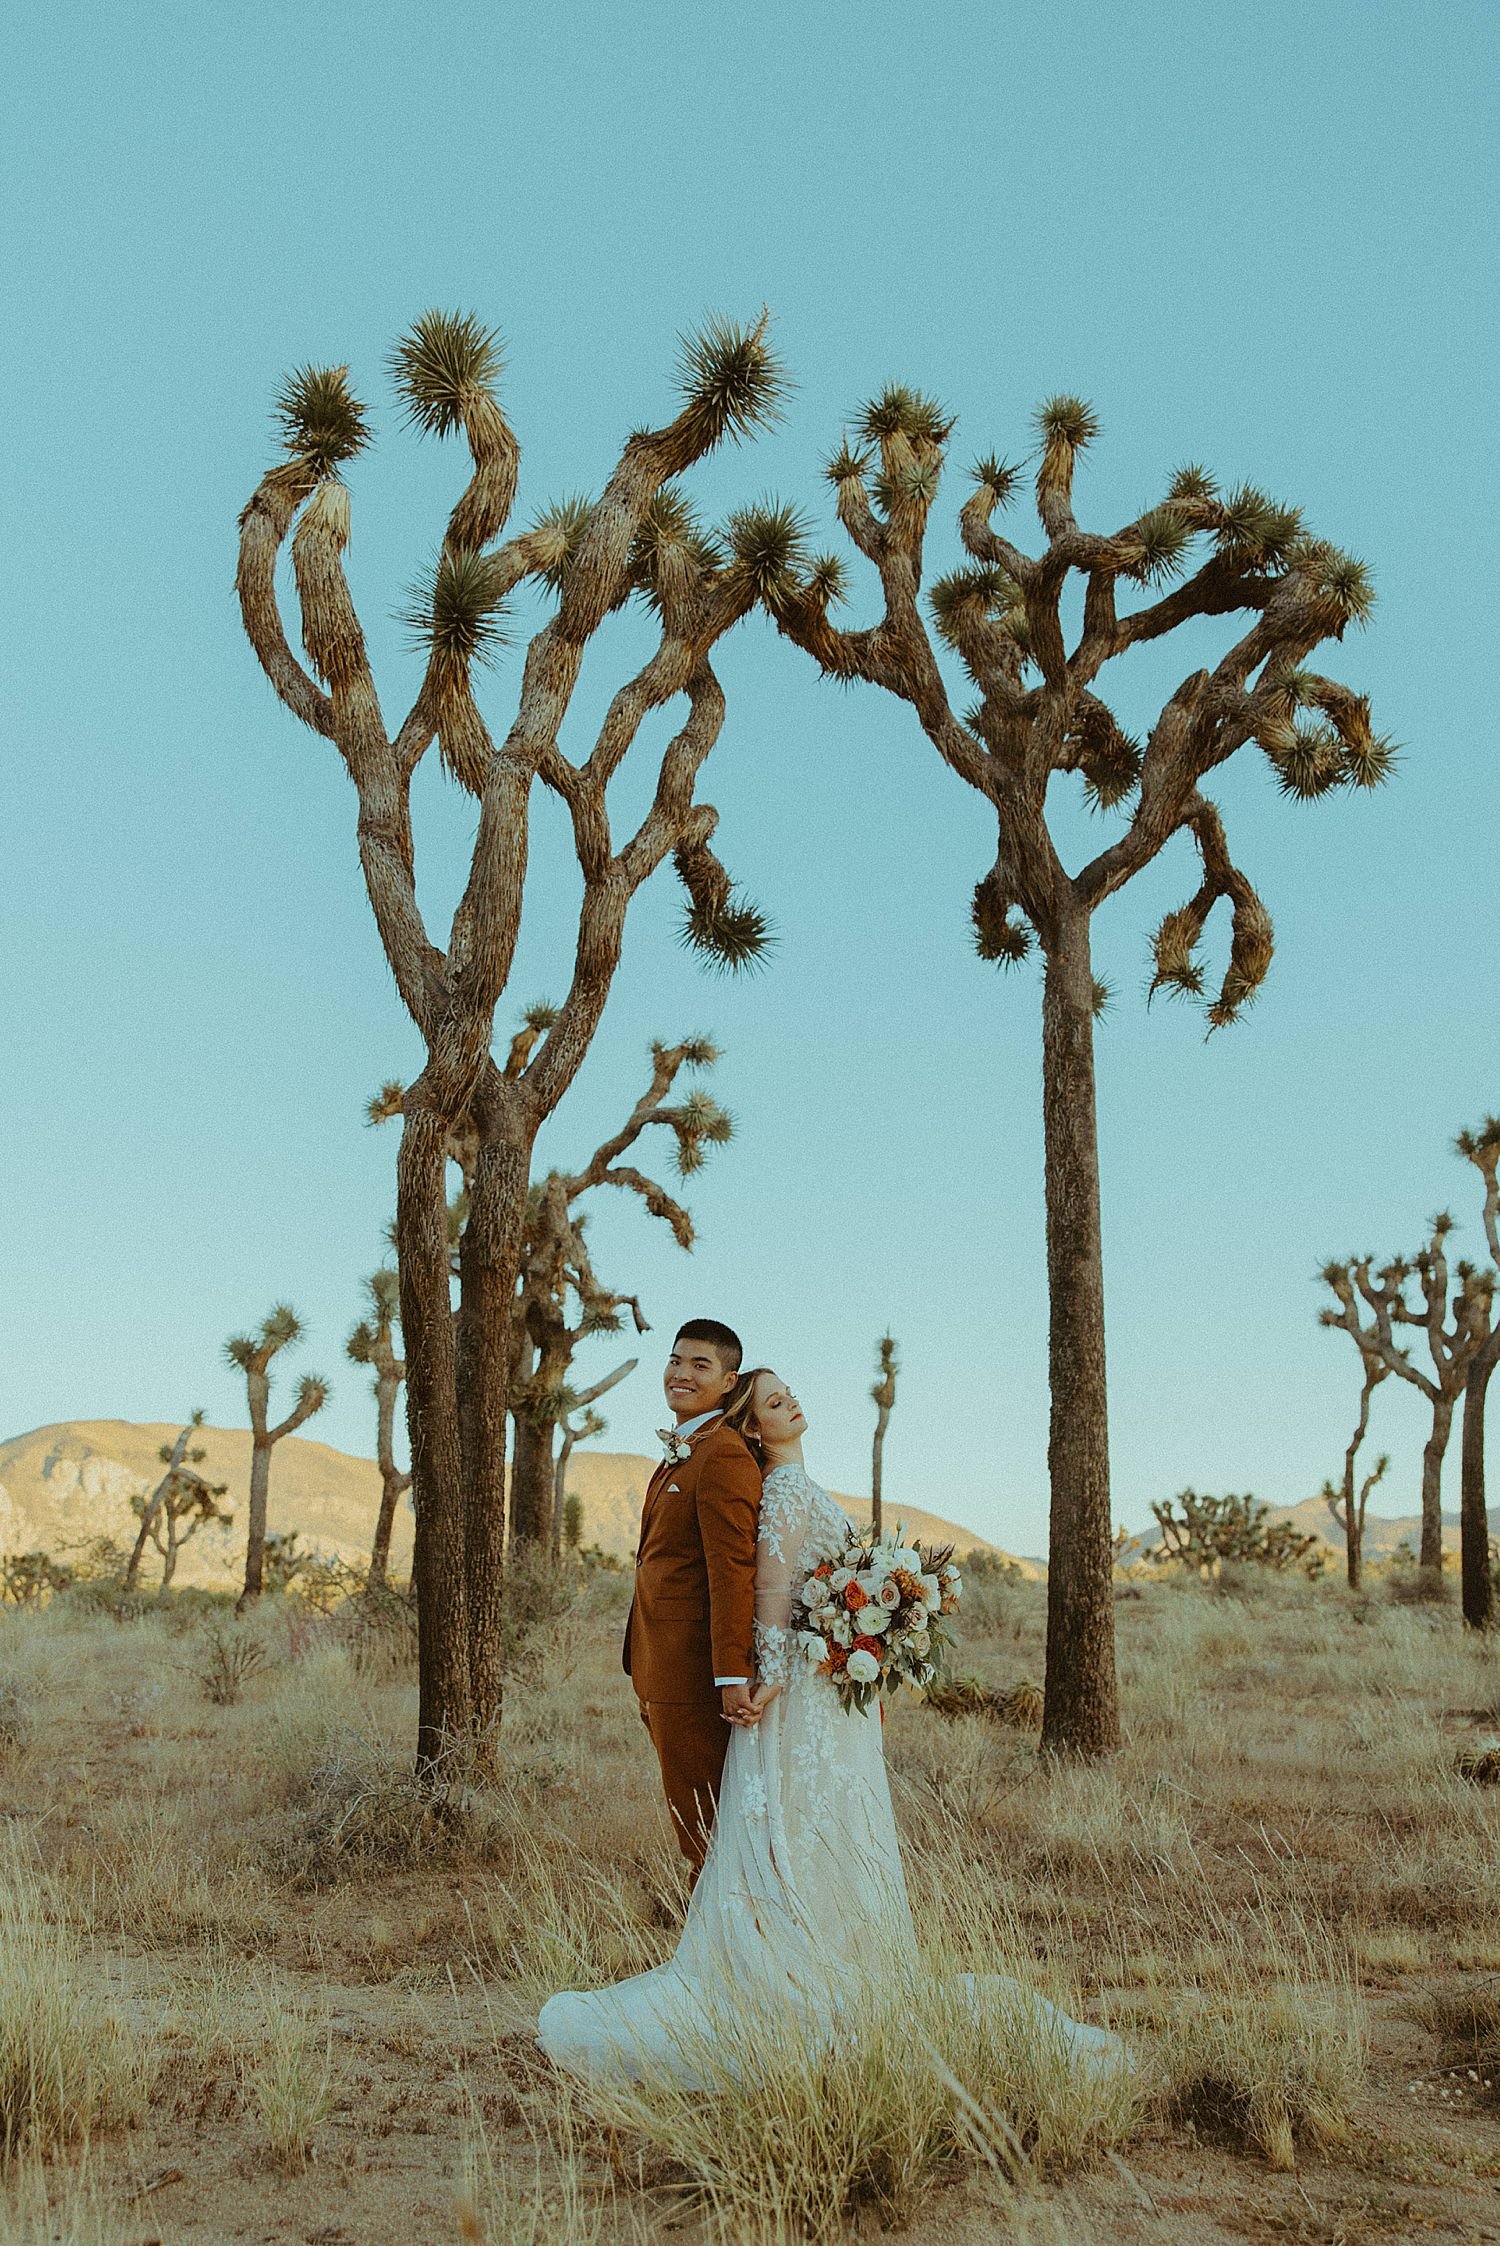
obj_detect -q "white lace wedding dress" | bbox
[537,1463,1126,2087]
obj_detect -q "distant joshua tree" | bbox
[1319,1350,1391,1590]
[869,1333,899,1540]
[134,1459,232,1590]
[224,1306,329,1611]
[123,1409,208,1592]
[1456,1116,1500,1628]
[346,1269,411,1594]
[237,311,782,1766]
[748,388,1388,1754]
[1320,1218,1494,1578]
[1322,1446,1389,1591]
[554,1403,607,1560]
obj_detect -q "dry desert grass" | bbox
[1,1563,1499,2242]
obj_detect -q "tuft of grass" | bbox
[243,1984,333,2173]
[1155,1969,1366,2169]
[0,1843,151,2162]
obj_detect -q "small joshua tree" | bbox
[869,1333,899,1540]
[136,1463,233,1589]
[224,1306,329,1612]
[1320,1218,1494,1577]
[1456,1116,1500,1628]
[238,312,783,1765]
[346,1269,412,1594]
[1322,1448,1388,1591]
[123,1409,208,1592]
[1320,1350,1391,1590]
[751,387,1388,1754]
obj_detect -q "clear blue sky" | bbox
[3,0,1496,1554]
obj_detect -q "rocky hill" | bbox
[0,1420,1027,1589]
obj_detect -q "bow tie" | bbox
[656,1427,694,1464]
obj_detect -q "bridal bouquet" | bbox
[794,1525,963,1714]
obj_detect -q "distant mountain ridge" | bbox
[0,1420,1027,1589]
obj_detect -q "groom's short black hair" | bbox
[675,1318,743,1371]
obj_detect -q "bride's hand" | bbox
[742,1680,783,1725]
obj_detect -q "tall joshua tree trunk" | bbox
[1329,1358,1387,1588]
[1461,1328,1500,1631]
[1457,1116,1500,1630]
[238,311,783,1769]
[1040,914,1116,1754]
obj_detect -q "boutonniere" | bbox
[656,1427,693,1465]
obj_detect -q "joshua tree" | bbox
[238,312,782,1764]
[347,1269,412,1593]
[135,1463,233,1589]
[870,1332,899,1540]
[224,1305,329,1612]
[1322,1447,1389,1590]
[510,1034,732,1548]
[1150,1488,1323,1576]
[1456,1116,1500,1627]
[554,1403,607,1560]
[1320,1351,1391,1589]
[750,388,1388,1755]
[123,1410,208,1592]
[1320,1219,1494,1575]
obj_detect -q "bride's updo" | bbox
[720,1366,775,1465]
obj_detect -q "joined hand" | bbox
[722,1680,783,1728]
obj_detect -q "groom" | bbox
[623,1317,760,1878]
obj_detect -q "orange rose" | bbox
[853,1635,884,1658]
[843,1582,869,1610]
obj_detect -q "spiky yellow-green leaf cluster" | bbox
[856,385,952,447]
[673,313,790,451]
[274,365,371,479]
[725,501,808,600]
[529,495,594,594]
[401,549,512,663]
[390,310,504,437]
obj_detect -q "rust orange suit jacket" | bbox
[622,1422,760,1705]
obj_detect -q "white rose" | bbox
[830,1613,854,1647]
[800,1578,824,1607]
[858,1604,891,1634]
[911,1629,931,1656]
[846,1649,880,1684]
[919,1573,943,1611]
[878,1581,902,1610]
[816,1603,842,1630]
[830,1568,854,1592]
[799,1632,828,1665]
[855,1568,885,1599]
[893,1546,921,1573]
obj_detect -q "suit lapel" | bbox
[637,1418,722,1552]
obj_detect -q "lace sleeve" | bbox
[754,1466,814,1687]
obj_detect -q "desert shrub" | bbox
[1416,1986,1500,2105]
[0,1677,29,1755]
[337,1579,418,1681]
[924,1675,1043,1729]
[1384,1547,1452,1607]
[1155,1977,1365,2169]
[194,1621,268,1705]
[0,1843,151,2159]
[1150,1490,1325,1580]
[562,1492,584,1551]
[953,1546,1024,1635]
[245,1988,333,2171]
[0,1552,73,1609]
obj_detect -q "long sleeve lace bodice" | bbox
[753,1463,850,1687]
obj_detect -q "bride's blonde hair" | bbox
[720,1366,775,1467]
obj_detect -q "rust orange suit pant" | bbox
[637,1696,729,1879]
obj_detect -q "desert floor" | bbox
[3,1562,1500,2244]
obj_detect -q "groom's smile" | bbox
[664,1337,739,1422]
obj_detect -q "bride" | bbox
[537,1367,1127,2087]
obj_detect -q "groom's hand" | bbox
[720,1682,757,1726]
